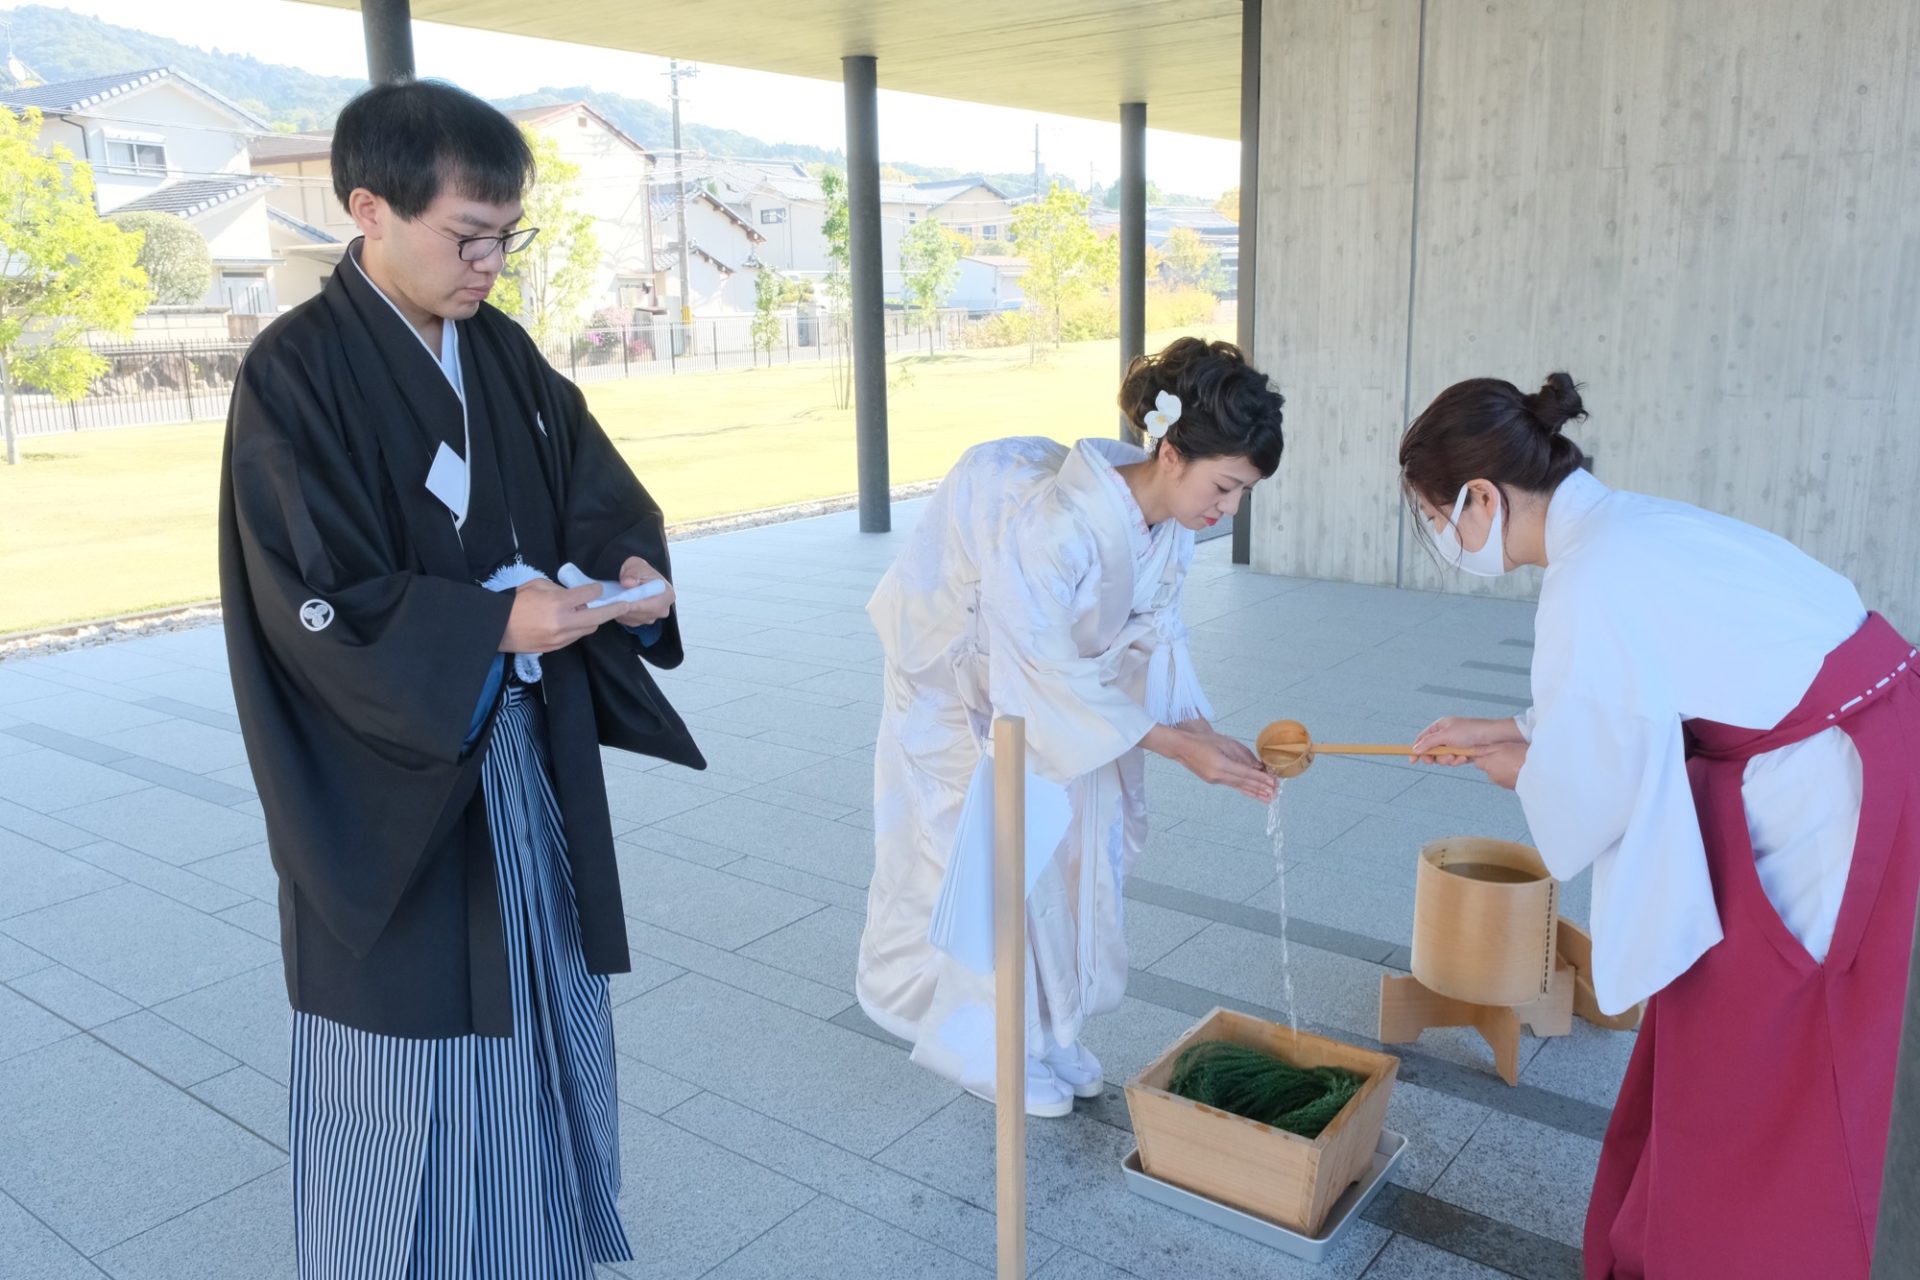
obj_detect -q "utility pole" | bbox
[1032,124,1041,198]
[667,59,699,354]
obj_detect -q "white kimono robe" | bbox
[857,437,1211,1094]
[1515,468,1868,1014]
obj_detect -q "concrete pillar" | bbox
[1119,101,1147,445]
[361,0,416,84]
[843,54,891,533]
[1231,0,1261,565]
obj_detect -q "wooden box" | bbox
[1123,1008,1400,1237]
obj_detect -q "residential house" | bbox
[711,160,926,301]
[0,68,285,328]
[651,187,766,317]
[947,254,1027,315]
[251,102,660,321]
[911,178,1017,249]
[1090,203,1241,297]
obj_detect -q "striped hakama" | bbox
[289,685,631,1279]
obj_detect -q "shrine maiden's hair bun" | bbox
[1522,372,1587,437]
[1119,337,1287,478]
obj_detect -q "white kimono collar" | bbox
[1543,467,1611,567]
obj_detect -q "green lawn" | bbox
[0,325,1225,633]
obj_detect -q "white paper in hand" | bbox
[557,561,669,609]
[927,754,1073,975]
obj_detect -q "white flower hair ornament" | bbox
[1143,390,1182,440]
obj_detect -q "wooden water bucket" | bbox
[1124,1008,1399,1237]
[1410,837,1558,1007]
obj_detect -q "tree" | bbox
[1214,187,1240,222]
[898,217,964,332]
[491,128,600,353]
[1011,183,1108,354]
[1101,178,1163,209]
[0,108,151,465]
[1161,226,1226,295]
[750,266,782,361]
[109,211,212,305]
[819,166,852,410]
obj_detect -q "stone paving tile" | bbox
[663,1090,1060,1275]
[623,921,853,1020]
[91,1009,239,1088]
[3,883,278,1008]
[6,690,171,738]
[0,1036,284,1256]
[614,845,821,950]
[0,983,79,1062]
[701,1195,990,1280]
[92,1166,294,1280]
[0,932,54,981]
[8,963,139,1029]
[1517,1021,1636,1110]
[1359,1235,1513,1279]
[1382,1080,1494,1194]
[68,841,249,914]
[54,788,265,866]
[0,750,150,812]
[187,842,280,902]
[650,793,874,887]
[613,1053,702,1116]
[94,717,251,775]
[151,963,291,1086]
[1428,1112,1604,1250]
[0,827,122,919]
[875,1099,1391,1280]
[599,1104,816,1280]
[717,854,870,912]
[1030,1248,1142,1280]
[191,1065,290,1151]
[614,974,954,1158]
[734,904,863,991]
[0,1189,104,1280]
[0,796,102,849]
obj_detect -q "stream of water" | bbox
[1265,778,1299,1035]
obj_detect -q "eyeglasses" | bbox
[424,223,541,262]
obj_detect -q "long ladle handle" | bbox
[1313,742,1476,757]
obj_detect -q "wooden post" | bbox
[992,716,1027,1280]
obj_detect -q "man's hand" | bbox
[606,556,675,628]
[500,580,604,654]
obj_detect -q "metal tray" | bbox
[1121,1129,1408,1264]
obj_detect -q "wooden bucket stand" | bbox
[1380,918,1643,1084]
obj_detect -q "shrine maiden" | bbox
[858,338,1285,1116]
[1402,372,1919,1280]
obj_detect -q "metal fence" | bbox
[6,308,984,435]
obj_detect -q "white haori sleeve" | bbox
[979,505,1156,785]
[1516,583,1723,1014]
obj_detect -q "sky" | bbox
[30,0,1242,197]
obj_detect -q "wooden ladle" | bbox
[1256,719,1475,778]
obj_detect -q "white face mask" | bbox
[1432,483,1509,577]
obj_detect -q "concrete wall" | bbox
[1250,0,1920,630]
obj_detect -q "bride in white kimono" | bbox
[857,338,1287,1116]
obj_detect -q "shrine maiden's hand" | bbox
[500,580,605,654]
[1410,715,1523,766]
[1470,741,1527,790]
[606,556,676,628]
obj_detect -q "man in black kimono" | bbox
[219,80,702,1275]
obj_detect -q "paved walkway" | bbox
[0,503,1624,1279]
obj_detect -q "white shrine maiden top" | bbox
[1515,468,1867,1013]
